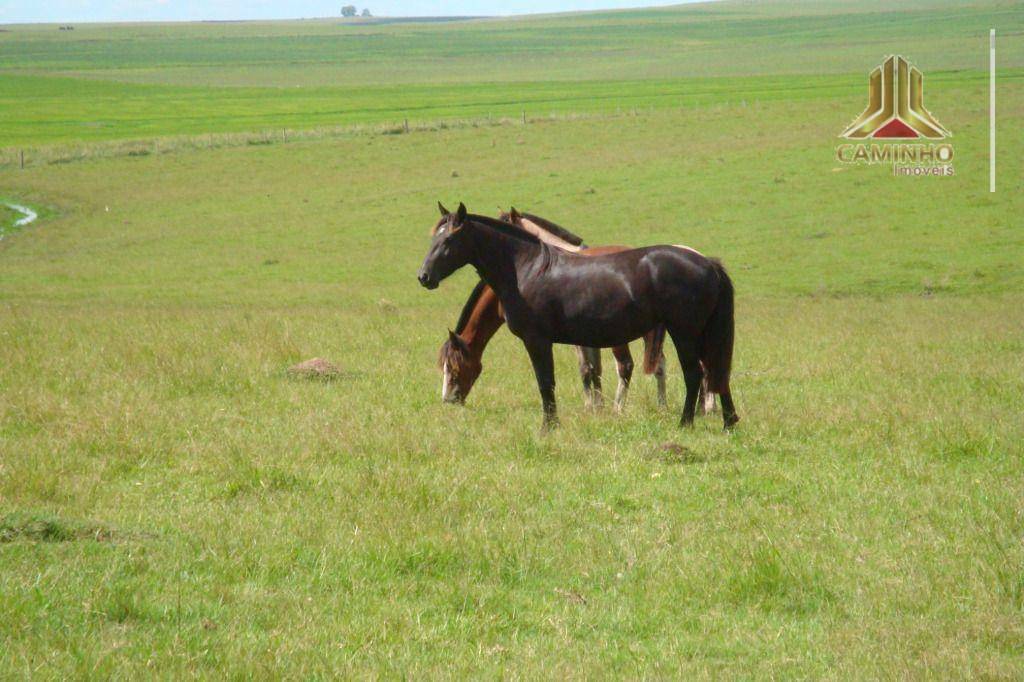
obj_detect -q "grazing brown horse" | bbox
[438,208,671,411]
[419,203,738,430]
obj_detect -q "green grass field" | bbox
[2,0,1022,149]
[2,0,1023,677]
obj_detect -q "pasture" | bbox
[1,0,1023,677]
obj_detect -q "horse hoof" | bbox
[723,414,740,430]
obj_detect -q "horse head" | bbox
[438,329,480,404]
[418,202,472,289]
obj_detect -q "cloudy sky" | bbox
[0,0,697,22]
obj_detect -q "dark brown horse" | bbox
[419,203,738,430]
[439,208,666,410]
[439,208,716,412]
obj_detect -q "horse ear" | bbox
[509,207,521,222]
[438,201,450,216]
[455,202,467,225]
[448,329,469,353]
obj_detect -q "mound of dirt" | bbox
[656,442,705,465]
[287,357,342,380]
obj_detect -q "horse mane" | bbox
[438,338,459,368]
[454,278,489,334]
[468,214,541,244]
[519,212,586,247]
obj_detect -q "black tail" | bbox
[700,260,734,394]
[643,325,666,374]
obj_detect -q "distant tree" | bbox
[361,8,371,16]
[341,5,357,16]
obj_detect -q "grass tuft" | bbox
[0,511,117,543]
[726,543,836,615]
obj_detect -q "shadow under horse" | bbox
[419,203,738,430]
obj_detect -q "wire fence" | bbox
[0,100,758,170]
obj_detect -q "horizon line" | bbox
[0,0,713,27]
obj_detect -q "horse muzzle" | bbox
[417,271,439,289]
[442,392,465,405]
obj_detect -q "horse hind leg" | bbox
[719,386,739,430]
[655,353,667,407]
[696,363,717,415]
[575,347,592,406]
[576,346,603,408]
[703,376,718,414]
[668,330,702,427]
[700,361,738,430]
[610,345,634,412]
[589,348,603,408]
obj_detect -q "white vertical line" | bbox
[990,29,996,193]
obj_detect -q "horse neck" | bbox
[467,221,541,297]
[460,286,503,358]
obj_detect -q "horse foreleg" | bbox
[526,339,558,430]
[610,345,634,412]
